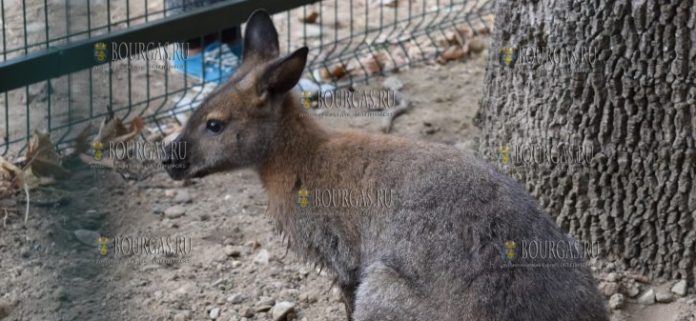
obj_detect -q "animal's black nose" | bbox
[162,138,190,179]
[162,152,175,166]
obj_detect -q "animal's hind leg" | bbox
[339,281,357,320]
[352,262,425,321]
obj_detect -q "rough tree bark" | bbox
[477,0,696,283]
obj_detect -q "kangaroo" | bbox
[163,10,609,321]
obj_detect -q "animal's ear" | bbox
[258,47,308,96]
[242,9,279,62]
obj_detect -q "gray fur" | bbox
[268,136,609,321]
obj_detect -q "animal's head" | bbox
[163,10,308,180]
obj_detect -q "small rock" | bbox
[621,281,641,298]
[608,293,624,310]
[279,289,300,300]
[254,249,271,265]
[152,204,166,215]
[628,273,650,284]
[173,283,194,299]
[227,294,244,304]
[468,37,487,54]
[599,282,619,297]
[258,297,276,306]
[672,280,687,297]
[212,279,225,287]
[606,272,619,283]
[130,279,148,287]
[154,290,163,300]
[174,190,192,203]
[164,205,186,219]
[256,297,275,311]
[299,291,318,304]
[637,289,655,305]
[173,311,189,321]
[271,301,296,321]
[73,229,100,246]
[655,290,673,303]
[164,189,177,197]
[224,245,242,257]
[209,307,220,319]
[382,76,403,92]
[242,308,255,317]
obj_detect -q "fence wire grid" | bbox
[0,0,494,157]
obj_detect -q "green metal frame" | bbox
[0,0,494,157]
[0,0,318,92]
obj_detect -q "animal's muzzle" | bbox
[162,138,190,180]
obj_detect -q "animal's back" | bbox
[317,132,608,321]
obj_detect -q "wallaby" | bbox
[163,10,609,321]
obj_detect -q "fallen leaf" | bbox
[438,46,468,64]
[300,11,319,24]
[330,64,348,79]
[94,115,144,146]
[70,125,93,157]
[26,131,69,178]
[0,156,22,199]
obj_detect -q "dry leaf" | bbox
[361,53,385,74]
[456,26,474,40]
[330,64,348,79]
[94,115,145,148]
[27,130,59,164]
[26,131,69,178]
[319,64,348,80]
[71,125,93,156]
[95,116,128,145]
[438,46,468,64]
[300,11,319,24]
[0,156,22,199]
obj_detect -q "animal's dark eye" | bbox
[206,120,224,134]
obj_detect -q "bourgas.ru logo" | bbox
[91,140,187,168]
[94,42,108,63]
[301,89,398,117]
[496,139,614,168]
[297,187,397,209]
[94,41,190,64]
[498,47,518,67]
[95,234,192,265]
[496,239,602,269]
[503,240,517,261]
[498,45,598,68]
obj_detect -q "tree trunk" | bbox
[477,0,696,283]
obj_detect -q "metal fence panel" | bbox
[0,0,494,157]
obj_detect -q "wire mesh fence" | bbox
[0,0,494,158]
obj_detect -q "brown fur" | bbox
[164,10,609,321]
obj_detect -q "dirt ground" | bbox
[1,49,695,321]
